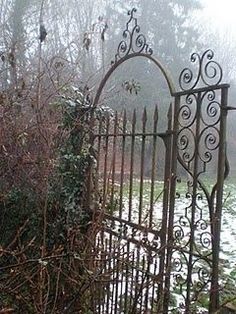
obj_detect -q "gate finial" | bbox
[112,8,153,64]
[179,49,223,91]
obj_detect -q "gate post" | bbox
[210,86,229,312]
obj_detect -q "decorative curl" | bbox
[198,267,210,284]
[205,132,218,150]
[200,232,212,249]
[177,128,196,164]
[207,102,219,118]
[172,257,183,272]
[179,49,223,90]
[198,126,220,163]
[112,8,153,64]
[179,53,201,90]
[201,91,221,127]
[173,226,184,243]
[206,90,216,101]
[196,219,208,231]
[179,134,189,151]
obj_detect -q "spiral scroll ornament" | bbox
[179,49,223,90]
[201,90,221,127]
[112,8,153,64]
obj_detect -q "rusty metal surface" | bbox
[90,8,231,314]
[93,107,166,313]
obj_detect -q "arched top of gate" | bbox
[93,8,176,106]
[93,8,229,106]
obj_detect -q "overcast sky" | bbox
[200,0,236,35]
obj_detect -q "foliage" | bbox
[0,85,101,312]
[219,265,236,309]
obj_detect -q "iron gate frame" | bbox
[91,8,232,313]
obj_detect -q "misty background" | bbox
[0,0,235,175]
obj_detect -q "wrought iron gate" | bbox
[91,8,231,313]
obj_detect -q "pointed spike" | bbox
[167,102,173,130]
[132,109,136,133]
[154,105,158,122]
[114,110,118,123]
[98,108,102,119]
[105,111,110,132]
[142,107,147,132]
[144,107,147,118]
[114,111,118,134]
[123,109,127,132]
[106,111,110,123]
[142,107,147,124]
[98,110,103,131]
[123,109,127,122]
[167,102,173,120]
[153,105,158,132]
[132,109,136,123]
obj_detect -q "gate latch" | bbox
[225,106,236,111]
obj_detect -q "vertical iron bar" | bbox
[110,112,118,213]
[110,239,116,314]
[93,236,101,312]
[96,112,103,180]
[209,87,228,312]
[132,109,147,312]
[151,257,159,313]
[106,233,113,314]
[102,114,110,204]
[133,108,147,312]
[128,109,136,222]
[129,250,135,311]
[139,108,147,224]
[103,238,109,314]
[185,92,201,313]
[106,112,118,313]
[119,110,127,219]
[158,103,173,310]
[133,245,141,313]
[114,242,121,313]
[140,255,146,311]
[144,252,151,310]
[87,110,93,203]
[104,238,109,314]
[163,96,180,313]
[149,105,158,228]
[99,237,105,314]
[119,246,125,311]
[124,109,136,312]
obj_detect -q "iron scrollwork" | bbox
[172,79,224,310]
[179,49,223,90]
[177,89,221,176]
[112,8,153,64]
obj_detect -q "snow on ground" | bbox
[220,182,236,269]
[100,179,236,312]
